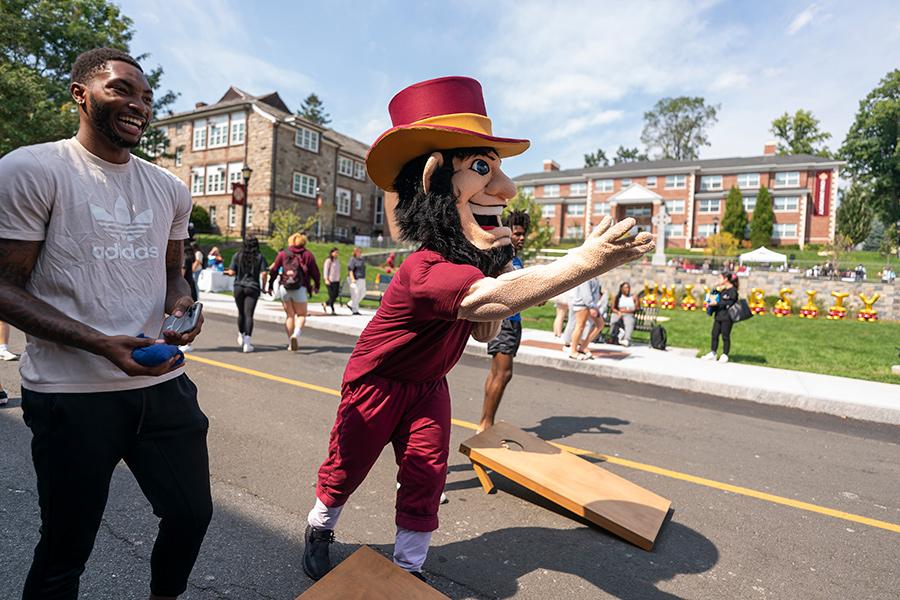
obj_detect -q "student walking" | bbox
[268,233,320,351]
[347,247,366,315]
[226,236,268,352]
[0,320,18,361]
[702,272,739,363]
[567,277,604,360]
[322,247,341,315]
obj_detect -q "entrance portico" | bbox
[607,184,663,235]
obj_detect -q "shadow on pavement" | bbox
[523,416,631,440]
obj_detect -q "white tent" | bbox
[739,246,787,265]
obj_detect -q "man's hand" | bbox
[161,296,204,346]
[102,335,183,377]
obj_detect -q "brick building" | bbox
[513,145,843,248]
[152,87,385,241]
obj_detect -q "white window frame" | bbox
[521,185,535,197]
[543,184,560,198]
[665,199,685,214]
[192,120,207,150]
[374,195,384,225]
[595,179,613,192]
[569,182,587,196]
[335,187,352,216]
[698,198,721,213]
[229,112,246,145]
[208,205,217,223]
[354,161,366,180]
[541,204,555,218]
[355,192,363,211]
[295,126,320,152]
[292,172,317,198]
[567,204,585,217]
[624,206,652,218]
[645,176,657,188]
[774,196,799,211]
[205,164,226,195]
[620,178,632,188]
[207,115,229,148]
[245,204,253,227]
[696,223,716,238]
[565,225,584,239]
[699,175,722,191]
[593,202,610,215]
[737,173,760,188]
[665,223,685,238]
[190,168,205,196]
[743,196,757,213]
[773,223,798,239]
[338,156,354,177]
[774,171,800,187]
[174,147,183,167]
[665,175,686,189]
[228,205,237,228]
[227,162,243,191]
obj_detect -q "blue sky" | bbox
[119,0,900,176]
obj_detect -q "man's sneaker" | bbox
[242,342,254,353]
[238,333,244,347]
[0,348,18,361]
[0,390,8,406]
[289,336,299,351]
[179,344,193,353]
[410,571,428,583]
[302,525,334,581]
[718,354,729,363]
[701,351,716,361]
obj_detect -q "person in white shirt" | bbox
[610,282,637,346]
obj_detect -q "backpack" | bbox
[650,325,667,350]
[281,250,308,290]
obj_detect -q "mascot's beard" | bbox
[395,188,514,277]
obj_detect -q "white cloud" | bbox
[546,110,624,141]
[710,71,750,92]
[788,3,820,35]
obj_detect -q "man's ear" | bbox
[70,82,87,112]
[422,152,444,194]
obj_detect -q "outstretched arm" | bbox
[458,217,654,322]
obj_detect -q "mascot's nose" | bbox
[486,167,517,201]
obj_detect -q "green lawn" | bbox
[521,303,900,384]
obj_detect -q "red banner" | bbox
[814,171,831,216]
[231,182,246,206]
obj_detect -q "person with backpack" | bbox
[268,233,320,351]
[226,236,268,353]
[702,271,739,363]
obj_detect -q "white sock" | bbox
[0,344,7,352]
[293,325,302,338]
[307,497,343,529]
[393,527,432,572]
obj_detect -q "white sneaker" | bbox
[179,344,193,353]
[701,351,716,360]
[718,354,729,363]
[621,338,630,347]
[242,342,254,353]
[238,333,244,347]
[440,492,449,505]
[0,348,18,361]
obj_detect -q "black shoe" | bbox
[303,525,335,581]
[411,571,427,583]
[0,390,7,405]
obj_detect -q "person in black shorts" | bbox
[479,210,529,432]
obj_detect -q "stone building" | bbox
[514,145,843,248]
[152,87,385,241]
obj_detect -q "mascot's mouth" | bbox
[470,203,504,231]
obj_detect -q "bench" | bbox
[599,305,658,342]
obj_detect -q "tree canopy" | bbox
[749,186,774,248]
[298,93,331,126]
[503,191,554,261]
[613,146,648,163]
[835,184,874,246]
[640,96,719,160]
[770,109,831,156]
[583,148,609,168]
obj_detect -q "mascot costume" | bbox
[303,76,655,581]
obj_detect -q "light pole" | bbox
[713,217,719,235]
[240,165,253,240]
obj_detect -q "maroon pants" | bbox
[316,373,451,532]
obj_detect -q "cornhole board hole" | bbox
[297,546,448,599]
[459,421,671,551]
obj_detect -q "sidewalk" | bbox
[199,292,900,426]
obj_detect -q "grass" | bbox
[520,303,900,384]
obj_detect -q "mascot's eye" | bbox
[470,159,491,176]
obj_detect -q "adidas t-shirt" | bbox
[0,138,191,392]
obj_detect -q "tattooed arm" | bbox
[161,238,204,346]
[0,238,176,376]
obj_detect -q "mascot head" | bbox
[367,77,530,276]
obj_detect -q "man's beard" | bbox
[89,93,141,149]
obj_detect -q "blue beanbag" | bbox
[131,335,185,368]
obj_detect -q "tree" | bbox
[298,93,331,126]
[749,186,774,248]
[835,184,873,245]
[770,109,831,156]
[269,208,318,250]
[863,217,884,252]
[640,96,719,160]
[704,232,739,257]
[190,204,211,233]
[840,69,900,229]
[133,60,179,162]
[613,145,648,163]
[824,233,854,274]
[721,186,748,240]
[502,191,554,261]
[583,148,609,168]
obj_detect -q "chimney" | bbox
[195,101,208,109]
[763,141,777,155]
[543,159,560,172]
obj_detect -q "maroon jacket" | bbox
[269,246,321,293]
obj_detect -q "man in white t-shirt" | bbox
[0,48,210,600]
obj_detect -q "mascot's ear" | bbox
[422,152,444,195]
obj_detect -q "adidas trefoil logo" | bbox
[90,197,159,260]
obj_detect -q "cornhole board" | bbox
[459,421,671,551]
[296,546,448,599]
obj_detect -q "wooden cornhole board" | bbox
[296,546,448,599]
[459,421,671,551]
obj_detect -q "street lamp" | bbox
[240,165,253,240]
[713,217,719,235]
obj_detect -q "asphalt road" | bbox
[1,314,898,599]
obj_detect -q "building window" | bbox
[665,199,685,214]
[665,175,686,189]
[543,184,560,197]
[174,147,183,167]
[209,205,217,223]
[374,195,384,225]
[696,223,716,238]
[569,182,587,196]
[743,196,757,213]
[295,126,320,152]
[665,223,684,238]
[521,185,535,196]
[567,204,585,217]
[624,206,652,218]
[774,196,799,211]
[208,115,228,148]
[593,202,610,215]
[355,192,363,211]
[774,171,800,187]
[244,204,253,226]
[698,198,721,213]
[292,172,317,198]
[737,173,759,188]
[773,223,798,239]
[646,176,657,188]
[190,168,205,196]
[205,164,226,194]
[336,187,351,216]
[699,175,722,191]
[620,178,632,188]
[354,161,366,180]
[541,205,555,218]
[595,179,613,192]
[228,205,237,228]
[335,226,349,240]
[229,112,245,145]
[192,120,207,150]
[565,225,584,239]
[338,156,354,177]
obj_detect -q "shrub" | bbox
[191,204,212,232]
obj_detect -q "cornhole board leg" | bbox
[459,421,672,551]
[471,461,495,494]
[297,546,448,599]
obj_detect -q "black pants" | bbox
[711,318,733,355]
[234,286,260,336]
[21,375,212,599]
[184,270,198,301]
[325,281,340,311]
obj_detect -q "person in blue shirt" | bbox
[479,210,529,432]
